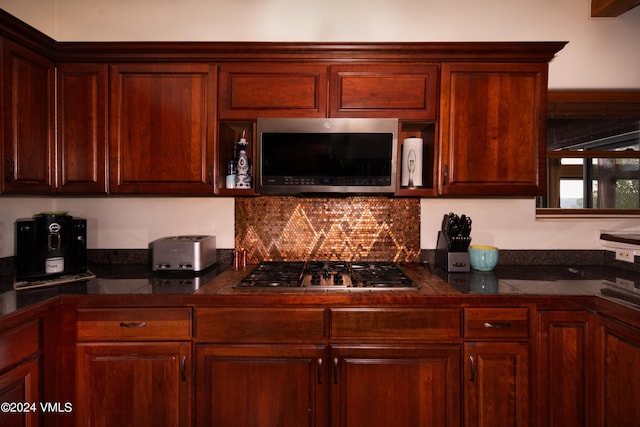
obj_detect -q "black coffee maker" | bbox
[15,213,87,280]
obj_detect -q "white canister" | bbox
[401,137,423,188]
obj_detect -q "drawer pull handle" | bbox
[317,358,323,385]
[483,321,511,329]
[180,355,187,382]
[333,357,339,384]
[469,355,476,382]
[119,321,148,328]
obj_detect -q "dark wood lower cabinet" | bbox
[5,299,640,427]
[0,357,40,427]
[464,342,529,427]
[596,316,640,427]
[195,343,460,427]
[195,344,328,427]
[330,345,461,427]
[0,319,41,427]
[75,342,191,427]
[537,311,594,427]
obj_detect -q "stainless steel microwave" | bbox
[256,118,398,194]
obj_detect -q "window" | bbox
[537,91,640,215]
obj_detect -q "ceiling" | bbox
[591,0,640,16]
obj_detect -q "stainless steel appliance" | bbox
[256,118,398,194]
[235,261,417,290]
[150,235,217,272]
[15,213,87,281]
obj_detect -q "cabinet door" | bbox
[329,63,438,119]
[0,357,40,427]
[331,345,461,427]
[439,62,547,196]
[538,311,594,427]
[57,63,108,194]
[219,64,328,118]
[109,63,216,194]
[464,342,529,427]
[1,39,55,194]
[195,344,327,427]
[597,316,640,427]
[76,342,191,427]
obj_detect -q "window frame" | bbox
[536,90,640,217]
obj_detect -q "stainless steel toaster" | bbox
[150,235,217,272]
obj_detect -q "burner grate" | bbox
[235,261,418,290]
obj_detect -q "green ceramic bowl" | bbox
[468,245,499,271]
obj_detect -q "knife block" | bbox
[435,231,470,273]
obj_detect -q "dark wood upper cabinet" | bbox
[1,38,55,194]
[109,63,217,194]
[0,7,566,198]
[57,63,108,194]
[329,63,438,120]
[218,64,328,119]
[438,62,548,196]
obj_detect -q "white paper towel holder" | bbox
[401,137,423,188]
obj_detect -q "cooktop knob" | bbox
[311,273,321,285]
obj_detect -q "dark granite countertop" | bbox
[0,263,230,317]
[1,262,639,319]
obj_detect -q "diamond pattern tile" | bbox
[235,196,420,263]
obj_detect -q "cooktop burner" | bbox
[238,261,305,288]
[235,261,418,290]
[350,262,414,288]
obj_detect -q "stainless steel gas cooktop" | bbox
[234,261,418,291]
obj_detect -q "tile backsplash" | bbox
[235,196,420,263]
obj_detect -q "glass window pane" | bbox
[616,179,639,208]
[560,180,583,208]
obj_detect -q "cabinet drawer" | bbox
[331,308,461,340]
[194,307,327,342]
[0,320,40,370]
[464,307,529,339]
[77,308,192,341]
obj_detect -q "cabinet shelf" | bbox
[216,188,260,197]
[216,121,257,196]
[395,121,437,197]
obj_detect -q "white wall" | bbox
[0,0,639,257]
[3,0,639,88]
[0,197,235,257]
[420,199,640,250]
